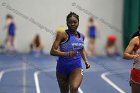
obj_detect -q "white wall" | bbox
[0,0,123,55]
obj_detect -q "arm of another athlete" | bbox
[123,36,140,60]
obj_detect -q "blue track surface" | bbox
[0,53,132,93]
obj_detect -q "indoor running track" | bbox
[0,53,132,93]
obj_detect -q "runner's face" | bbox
[67,16,79,32]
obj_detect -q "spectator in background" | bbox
[3,14,16,52]
[105,35,119,57]
[30,34,44,54]
[56,26,65,32]
[87,17,96,56]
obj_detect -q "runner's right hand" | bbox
[133,54,140,62]
[67,51,77,57]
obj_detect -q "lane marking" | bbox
[0,71,4,81]
[34,72,41,93]
[78,87,84,93]
[23,62,27,93]
[0,67,32,93]
[101,72,125,93]
[34,70,84,93]
[0,67,22,81]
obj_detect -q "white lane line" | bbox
[34,72,41,93]
[23,62,27,93]
[101,72,125,93]
[0,67,33,82]
[0,67,32,93]
[0,71,4,81]
[78,87,84,93]
[34,70,84,93]
[0,68,22,81]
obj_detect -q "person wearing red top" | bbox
[123,25,140,93]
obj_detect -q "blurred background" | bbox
[0,0,124,54]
